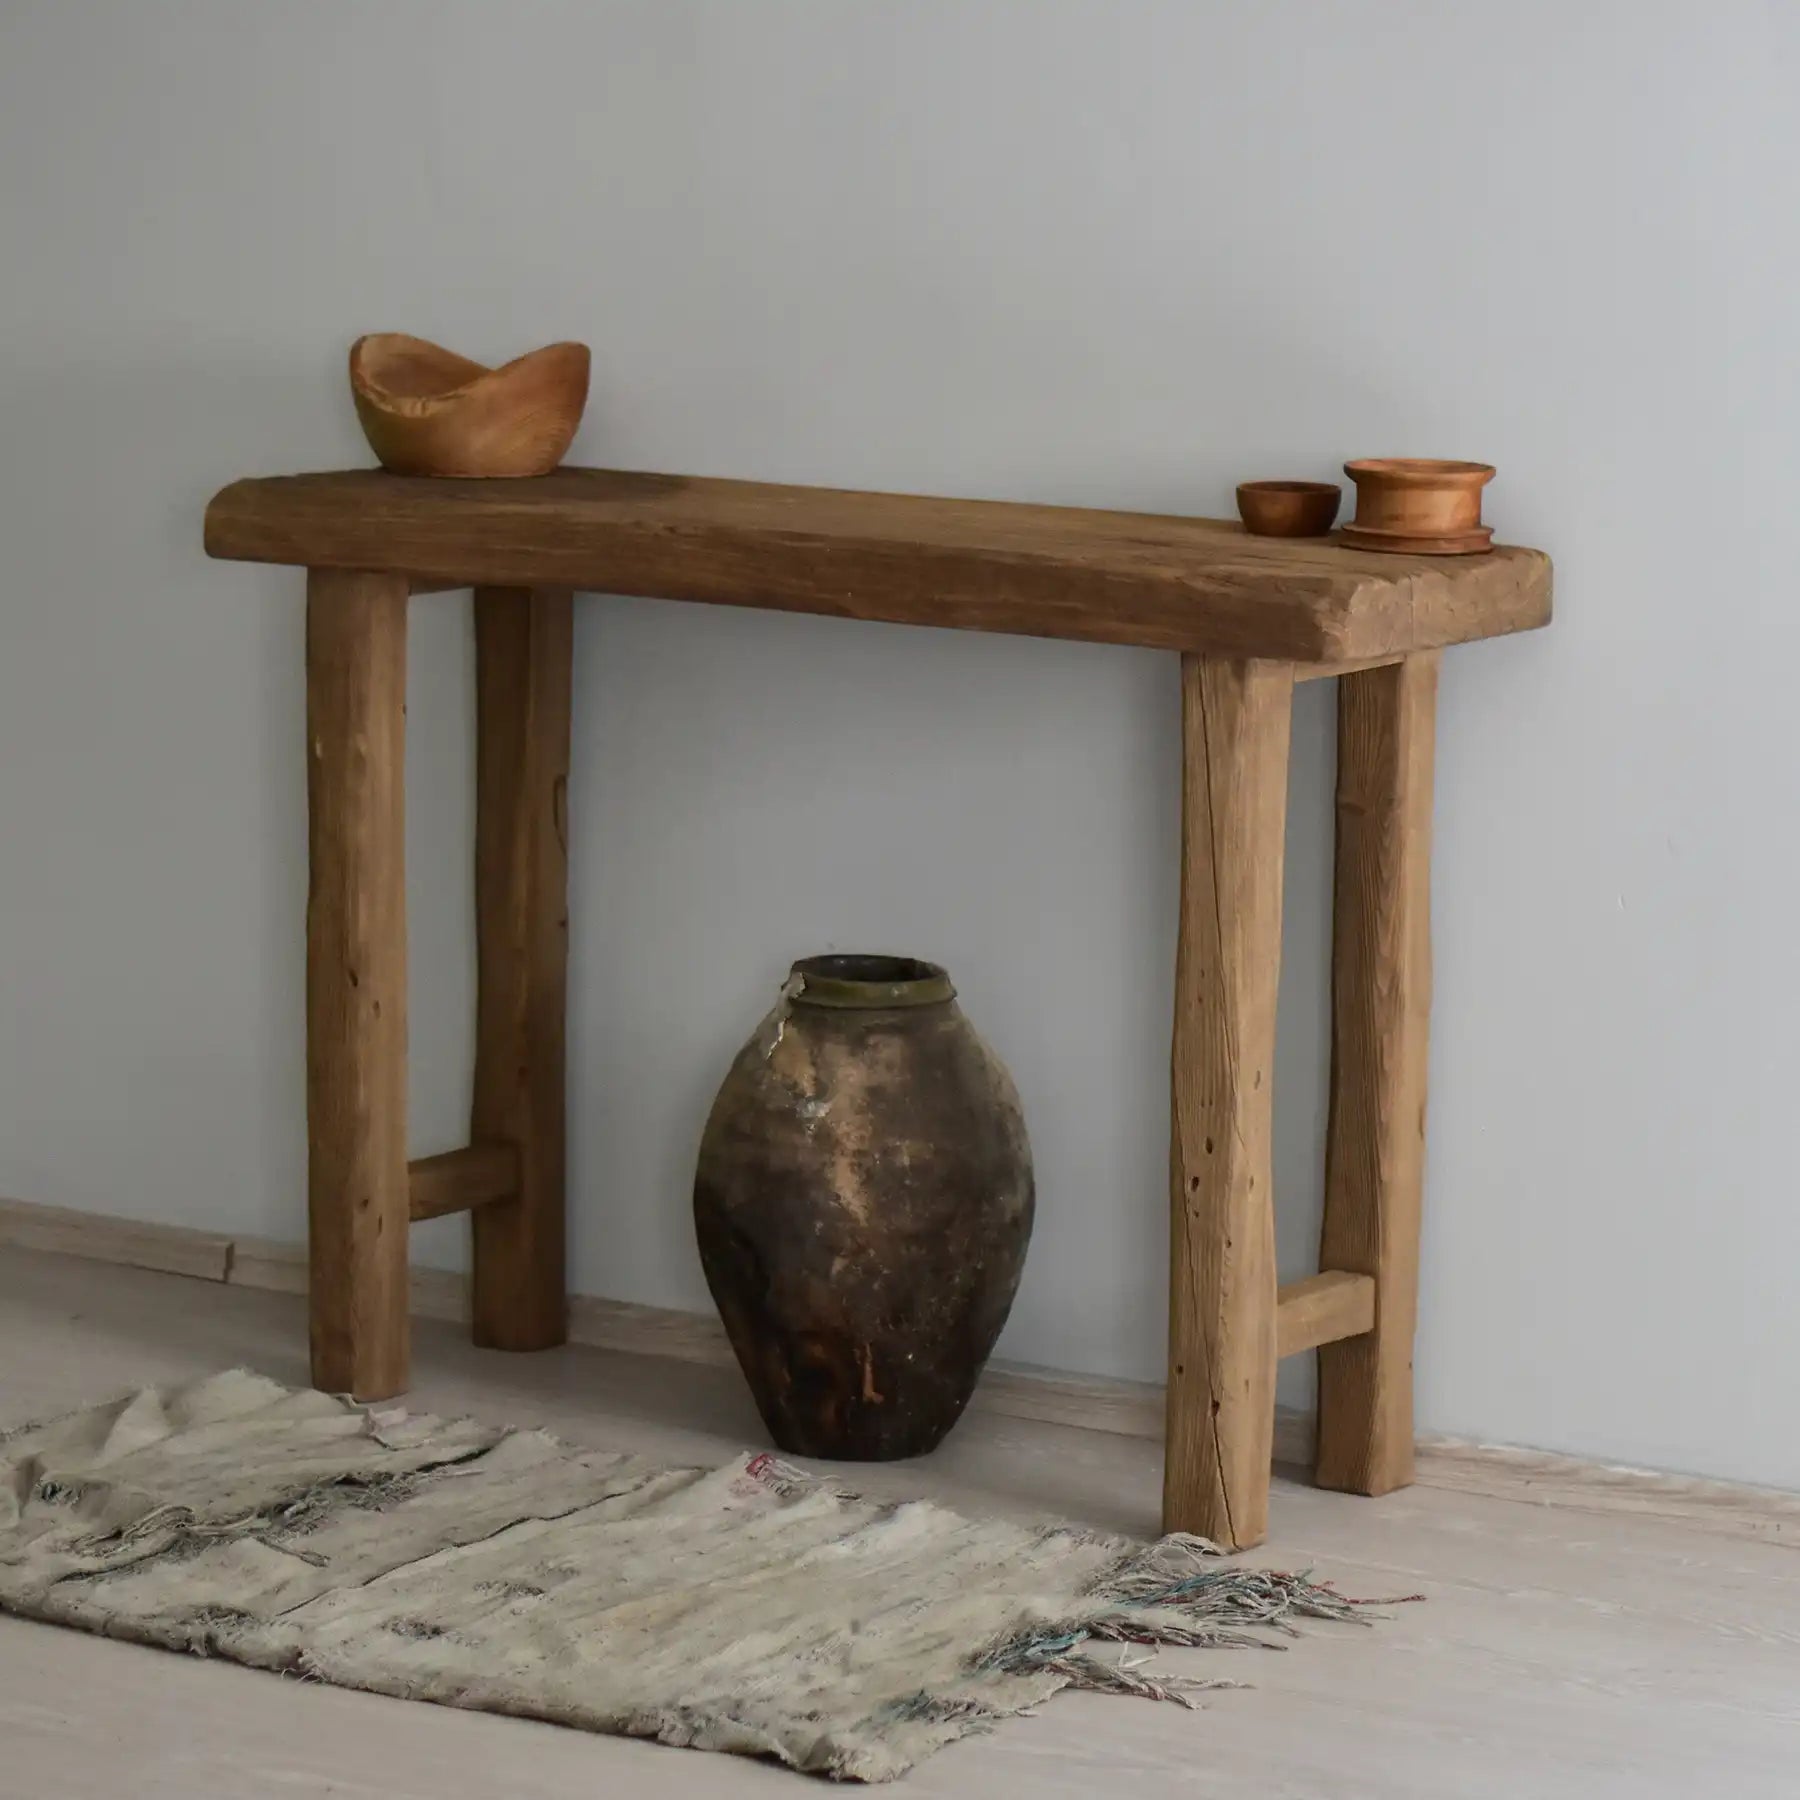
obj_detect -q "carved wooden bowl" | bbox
[1236,480,1342,538]
[348,334,590,478]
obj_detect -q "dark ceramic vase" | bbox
[694,954,1034,1461]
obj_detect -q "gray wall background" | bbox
[3,1,1795,1484]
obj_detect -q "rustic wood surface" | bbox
[1164,655,1293,1551]
[469,586,573,1353]
[406,1144,521,1222]
[1292,653,1404,683]
[304,569,412,1400]
[204,468,1551,662]
[211,473,1548,1524]
[1316,654,1440,1495]
[7,1250,1797,1800]
[1276,1271,1378,1360]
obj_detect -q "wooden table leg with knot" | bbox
[1164,654,1292,1552]
[305,568,412,1401]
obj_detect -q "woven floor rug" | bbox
[0,1370,1380,1782]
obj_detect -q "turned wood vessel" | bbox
[1342,458,1496,554]
[1236,480,1342,538]
[348,333,590,478]
[694,955,1034,1460]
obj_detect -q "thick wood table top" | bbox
[205,467,1551,663]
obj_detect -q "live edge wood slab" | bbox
[206,466,1551,1550]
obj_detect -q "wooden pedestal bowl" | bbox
[1341,458,1496,554]
[1236,480,1342,538]
[349,334,590,478]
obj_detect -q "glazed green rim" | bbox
[787,954,955,1009]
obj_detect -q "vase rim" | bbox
[787,954,955,1009]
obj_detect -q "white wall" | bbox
[3,1,1796,1487]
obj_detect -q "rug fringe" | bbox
[1035,1648,1244,1707]
[965,1532,1419,1717]
[1101,1531,1415,1626]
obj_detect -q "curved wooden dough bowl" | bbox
[349,334,590,478]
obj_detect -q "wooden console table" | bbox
[205,467,1551,1550]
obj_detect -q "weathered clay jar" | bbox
[694,954,1034,1460]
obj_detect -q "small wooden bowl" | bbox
[1236,480,1341,538]
[1341,458,1495,554]
[349,334,590,478]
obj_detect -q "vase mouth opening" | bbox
[788,954,955,1009]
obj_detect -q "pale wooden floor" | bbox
[3,1247,1796,1798]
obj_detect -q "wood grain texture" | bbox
[1292,653,1404,683]
[406,1144,521,1222]
[204,468,1551,663]
[1276,1270,1377,1359]
[470,586,573,1352]
[305,569,411,1400]
[1316,653,1440,1495]
[1164,655,1293,1550]
[229,1234,467,1326]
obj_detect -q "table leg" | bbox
[470,586,573,1351]
[1165,654,1293,1551]
[1316,652,1439,1494]
[305,568,411,1399]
